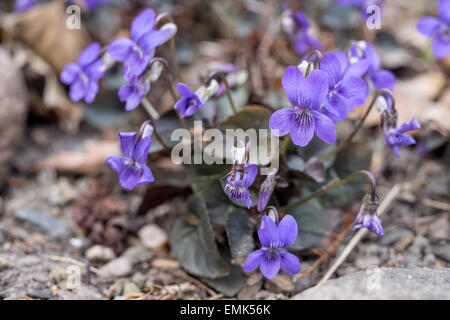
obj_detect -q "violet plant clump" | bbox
[58,3,423,283]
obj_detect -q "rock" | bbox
[138,224,168,249]
[254,290,288,300]
[14,208,72,238]
[85,245,116,262]
[151,258,180,269]
[266,274,295,293]
[291,268,450,300]
[121,246,152,264]
[0,47,27,188]
[27,289,53,300]
[380,228,411,246]
[98,257,132,278]
[57,287,104,300]
[355,255,381,270]
[123,282,141,295]
[433,244,450,262]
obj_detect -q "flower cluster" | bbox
[417,0,450,59]
[281,10,323,55]
[244,210,300,279]
[60,42,106,104]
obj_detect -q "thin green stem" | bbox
[219,73,237,115]
[279,135,292,156]
[321,89,395,162]
[280,170,377,212]
[141,98,170,151]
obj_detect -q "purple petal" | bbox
[260,254,281,279]
[124,91,143,111]
[132,136,151,164]
[338,76,369,109]
[282,66,305,107]
[278,215,298,248]
[320,52,342,87]
[139,29,172,53]
[432,33,450,59]
[301,69,329,110]
[258,216,280,248]
[243,164,258,187]
[119,165,141,190]
[257,191,270,212]
[289,111,315,147]
[69,78,86,102]
[118,84,133,102]
[280,251,301,274]
[439,0,450,23]
[108,38,134,62]
[396,118,421,133]
[131,9,156,42]
[313,111,336,144]
[176,83,194,97]
[118,132,137,158]
[269,108,294,137]
[60,63,81,84]
[105,156,126,174]
[363,42,381,74]
[372,69,396,91]
[123,50,152,79]
[86,59,106,80]
[137,166,155,185]
[84,80,99,104]
[243,250,264,272]
[333,50,349,72]
[78,42,101,68]
[417,17,442,37]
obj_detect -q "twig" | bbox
[315,184,402,287]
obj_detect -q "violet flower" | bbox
[106,132,154,190]
[349,41,396,91]
[225,164,258,209]
[269,67,336,147]
[384,117,421,158]
[174,83,204,118]
[417,0,450,59]
[282,10,323,55]
[320,51,369,122]
[118,76,150,111]
[108,9,173,80]
[353,195,384,237]
[60,42,106,104]
[243,214,300,279]
[14,0,36,12]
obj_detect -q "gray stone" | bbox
[98,257,132,278]
[291,267,450,300]
[85,245,116,262]
[433,244,450,262]
[14,208,72,238]
[138,224,168,249]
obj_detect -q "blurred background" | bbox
[0,0,448,300]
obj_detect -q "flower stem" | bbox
[280,170,377,212]
[141,98,170,151]
[321,89,394,162]
[219,73,238,115]
[279,135,292,156]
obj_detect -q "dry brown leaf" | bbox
[14,0,89,73]
[35,139,119,174]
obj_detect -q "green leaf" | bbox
[201,263,246,297]
[170,195,229,279]
[226,209,255,258]
[287,197,341,250]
